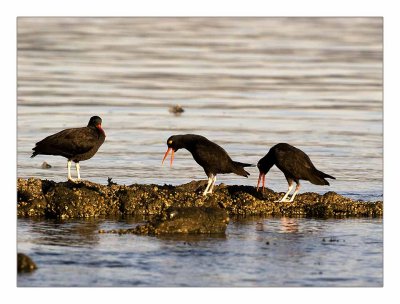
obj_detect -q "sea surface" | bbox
[17,17,383,287]
[17,217,382,287]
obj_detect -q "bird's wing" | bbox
[275,148,315,177]
[36,127,98,155]
[192,141,232,172]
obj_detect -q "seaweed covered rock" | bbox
[17,178,48,217]
[17,178,383,219]
[17,253,37,273]
[102,206,229,235]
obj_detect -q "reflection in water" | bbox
[280,217,299,233]
[256,222,264,231]
[24,218,102,247]
[155,233,226,243]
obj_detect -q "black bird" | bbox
[257,143,335,202]
[31,116,106,181]
[162,134,252,196]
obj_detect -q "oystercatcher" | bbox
[257,143,335,202]
[162,134,252,196]
[31,116,106,181]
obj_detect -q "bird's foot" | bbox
[257,189,265,195]
[275,198,291,203]
[68,177,82,183]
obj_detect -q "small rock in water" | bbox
[17,253,37,273]
[41,161,52,169]
[169,104,185,115]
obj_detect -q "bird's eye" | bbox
[168,140,173,144]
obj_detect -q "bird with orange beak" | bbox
[162,134,253,196]
[257,143,335,202]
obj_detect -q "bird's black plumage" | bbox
[31,116,106,181]
[257,143,335,202]
[162,134,252,195]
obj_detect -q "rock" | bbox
[154,206,229,234]
[169,104,185,115]
[17,253,37,273]
[17,178,48,217]
[41,162,52,169]
[17,178,383,219]
[105,207,229,235]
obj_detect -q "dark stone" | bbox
[17,178,48,217]
[41,161,52,169]
[17,253,37,273]
[169,104,185,115]
[107,206,229,235]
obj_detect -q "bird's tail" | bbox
[233,161,253,177]
[309,169,335,185]
[31,150,38,158]
[233,161,255,168]
[320,171,335,180]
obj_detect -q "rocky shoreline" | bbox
[18,178,382,219]
[16,177,383,272]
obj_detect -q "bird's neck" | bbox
[174,136,197,151]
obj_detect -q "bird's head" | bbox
[162,135,186,166]
[88,116,105,136]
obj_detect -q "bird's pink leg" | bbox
[75,162,81,181]
[208,175,217,194]
[276,181,294,202]
[67,160,74,181]
[203,176,213,196]
[67,160,73,181]
[289,183,301,202]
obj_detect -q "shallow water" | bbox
[17,217,382,287]
[17,17,383,287]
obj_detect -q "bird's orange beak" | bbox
[162,147,174,166]
[257,172,266,192]
[96,123,106,137]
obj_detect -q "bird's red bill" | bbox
[257,172,266,192]
[96,124,106,137]
[162,147,174,166]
